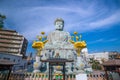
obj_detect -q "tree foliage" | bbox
[0,13,6,29]
[89,58,102,70]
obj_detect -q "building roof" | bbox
[102,59,120,66]
[0,29,16,32]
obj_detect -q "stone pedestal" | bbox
[33,56,41,73]
[76,73,87,80]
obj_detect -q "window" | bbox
[3,57,10,60]
[13,59,15,62]
[18,59,20,62]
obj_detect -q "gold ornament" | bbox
[41,32,45,35]
[74,32,78,35]
[32,42,44,49]
[76,36,79,41]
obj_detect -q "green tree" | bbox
[89,58,101,70]
[0,13,6,29]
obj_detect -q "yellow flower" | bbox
[74,41,86,49]
[41,32,45,35]
[76,36,79,41]
[39,36,42,41]
[32,42,44,49]
[74,32,78,35]
[44,36,47,39]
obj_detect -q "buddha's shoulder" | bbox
[49,30,70,35]
[62,31,70,35]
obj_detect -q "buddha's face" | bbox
[55,21,64,31]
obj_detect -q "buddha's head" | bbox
[54,18,64,31]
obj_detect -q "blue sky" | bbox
[0,0,120,55]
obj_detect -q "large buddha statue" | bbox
[43,18,74,58]
[39,18,86,74]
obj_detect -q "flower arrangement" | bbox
[32,31,48,56]
[69,31,87,56]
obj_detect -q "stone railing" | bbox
[0,72,107,80]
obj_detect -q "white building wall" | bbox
[87,52,109,63]
[0,53,28,72]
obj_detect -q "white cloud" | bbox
[1,1,120,41]
[11,6,95,41]
[10,9,120,41]
[88,38,118,44]
[88,39,104,44]
[106,38,118,42]
[21,26,54,41]
[89,11,120,28]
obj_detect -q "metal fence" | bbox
[0,72,107,80]
[87,74,107,80]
